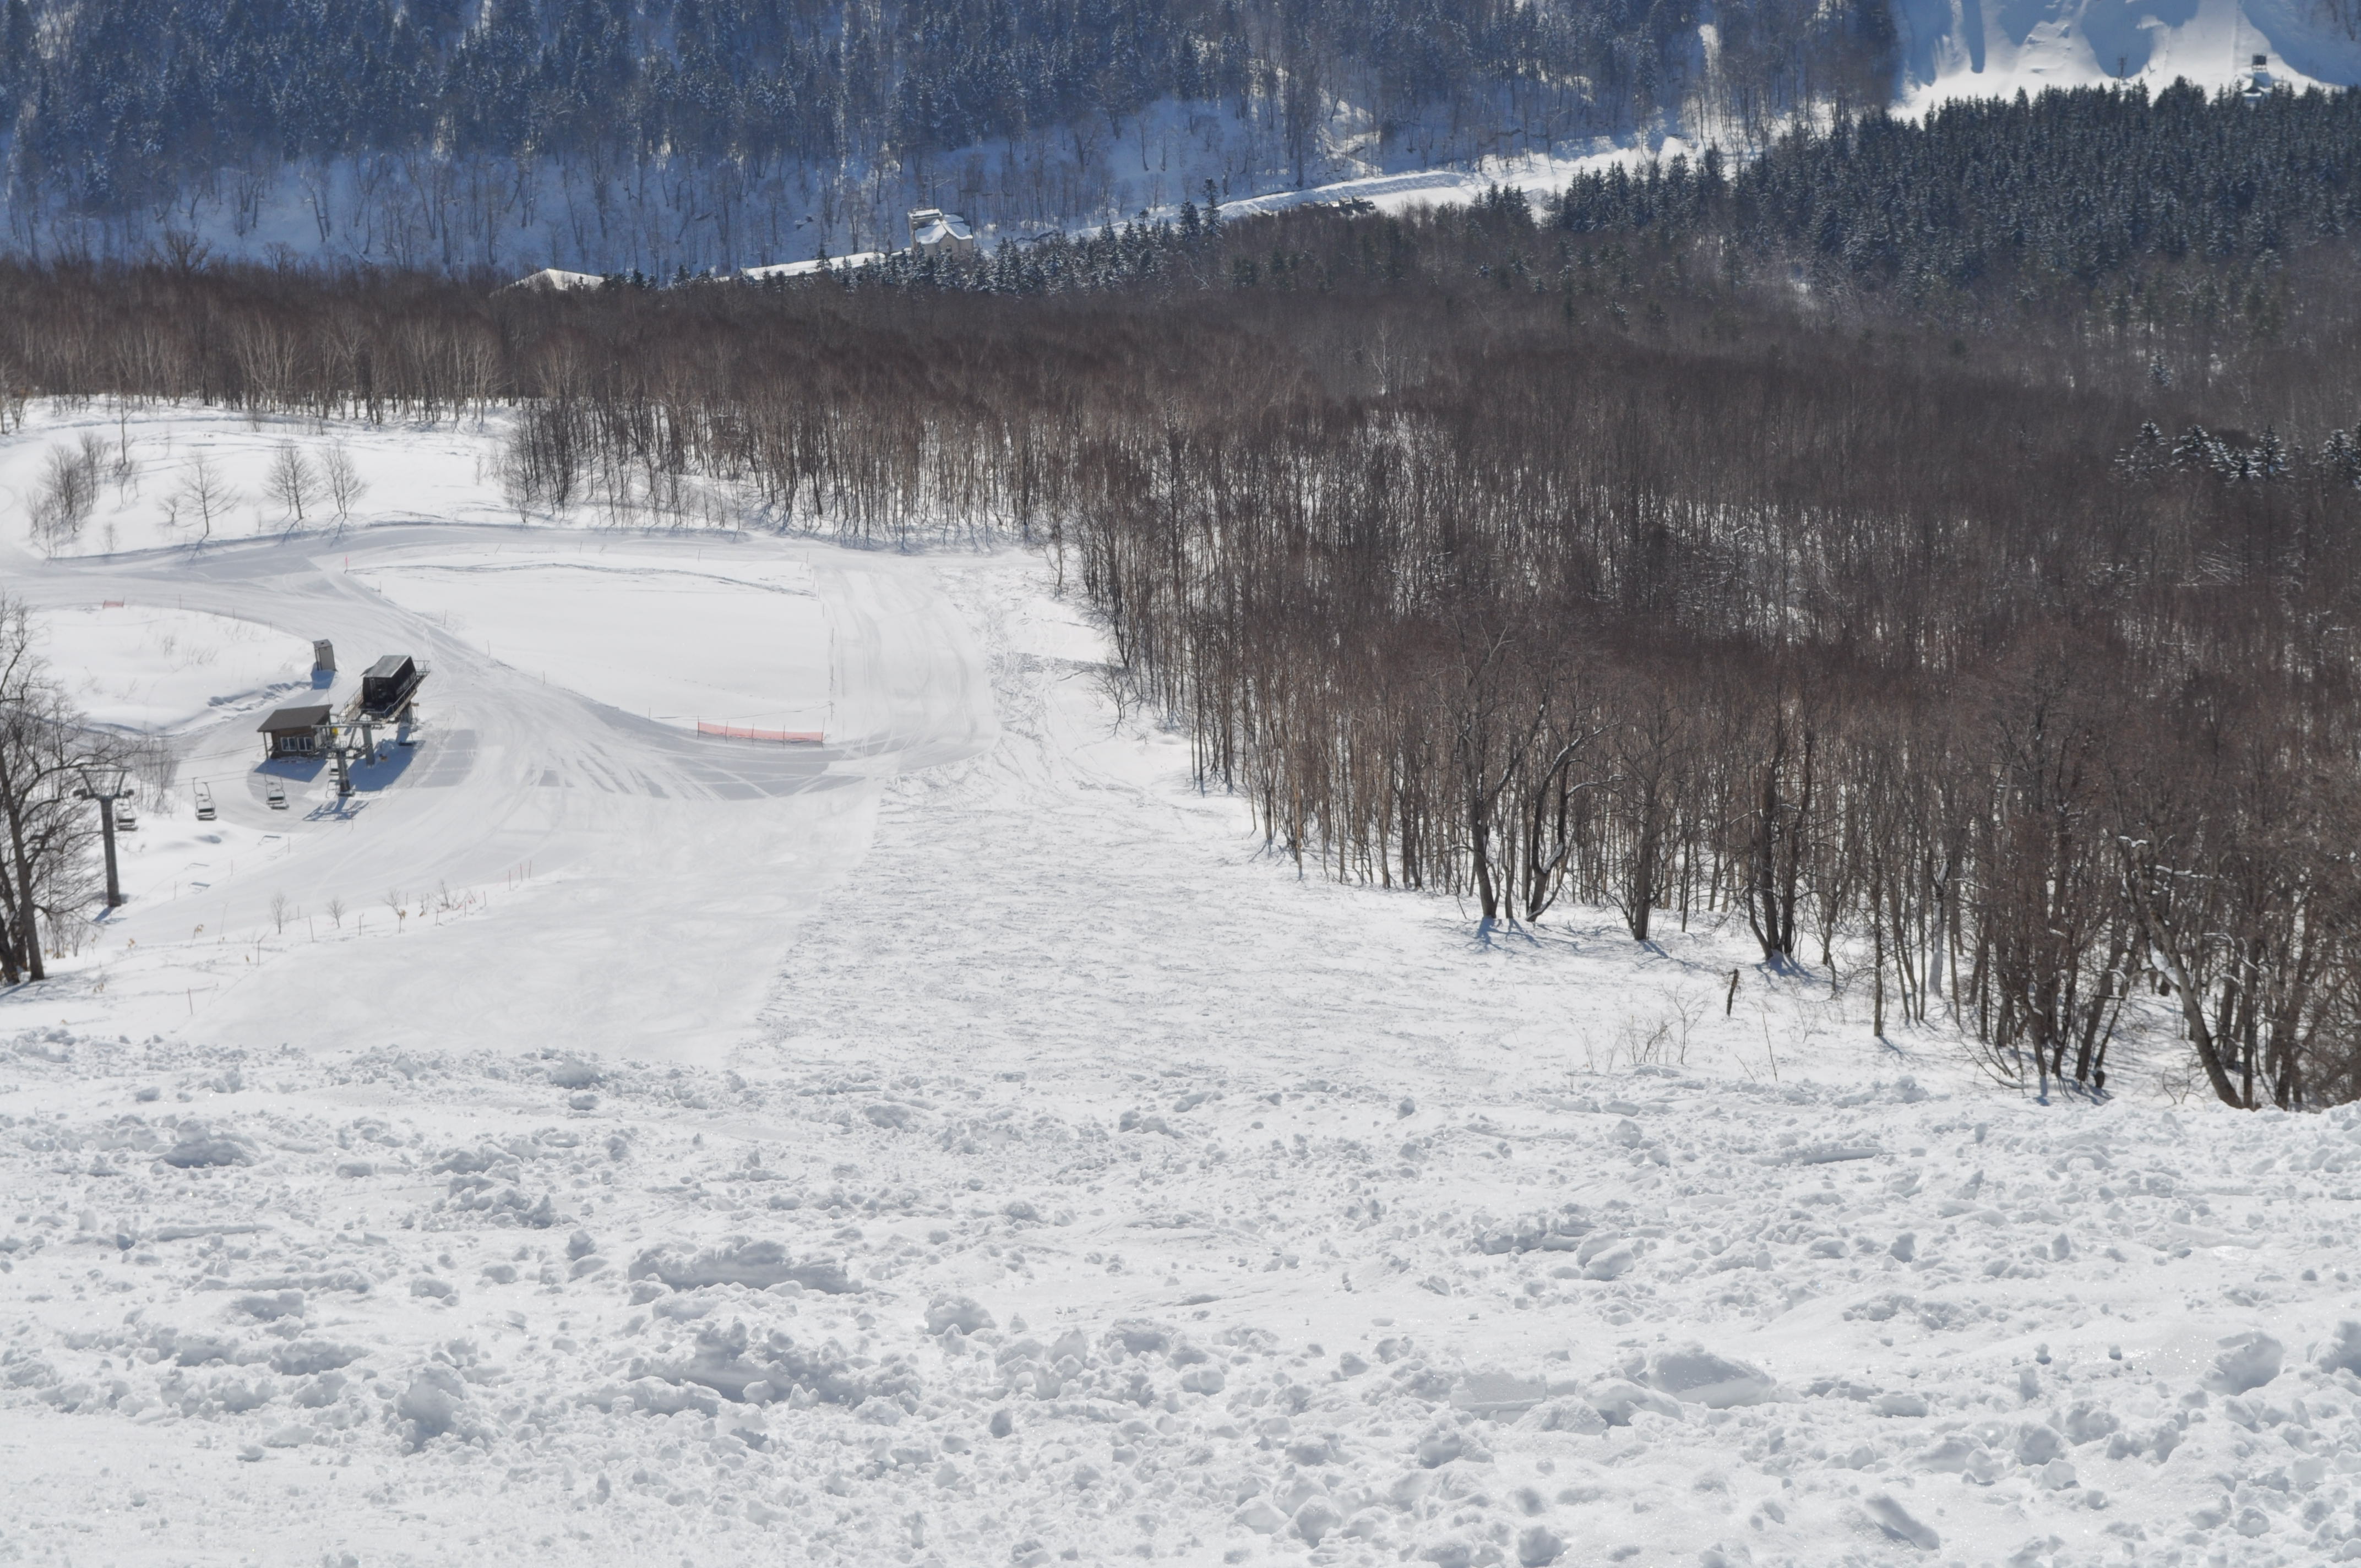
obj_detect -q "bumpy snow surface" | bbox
[6,421,2361,1567]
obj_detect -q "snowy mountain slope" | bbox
[1896,0,2361,105]
[4,432,2361,1565]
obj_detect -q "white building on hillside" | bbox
[907,208,976,257]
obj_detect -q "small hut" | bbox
[257,704,331,759]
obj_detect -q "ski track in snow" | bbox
[4,454,2361,1567]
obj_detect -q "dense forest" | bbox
[1559,83,2361,295]
[0,0,1894,268]
[1,148,2358,1106]
[808,83,2358,344]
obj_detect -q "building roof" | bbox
[909,208,973,247]
[257,704,331,733]
[364,654,413,679]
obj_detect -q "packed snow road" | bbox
[4,531,2361,1568]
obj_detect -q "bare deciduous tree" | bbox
[265,442,319,526]
[30,440,98,553]
[173,451,241,544]
[0,598,118,983]
[322,442,367,527]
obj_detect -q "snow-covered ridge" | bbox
[1897,0,2361,107]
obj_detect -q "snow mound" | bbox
[627,1238,856,1295]
[1647,1345,1779,1408]
[159,1120,260,1168]
[2208,1330,2284,1393]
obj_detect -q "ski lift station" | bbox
[253,650,426,801]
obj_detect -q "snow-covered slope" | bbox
[1897,0,2361,106]
[32,605,316,734]
[4,409,2361,1565]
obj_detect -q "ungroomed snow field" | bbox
[4,409,2361,1568]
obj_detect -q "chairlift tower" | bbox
[72,763,130,908]
[314,717,384,798]
[317,652,427,794]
